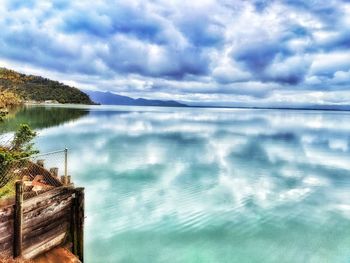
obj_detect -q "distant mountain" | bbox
[298,104,350,111]
[191,104,350,111]
[235,104,350,111]
[0,68,94,104]
[84,90,187,107]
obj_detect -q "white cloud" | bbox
[0,0,350,106]
[310,52,350,76]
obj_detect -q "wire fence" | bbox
[0,149,69,201]
[0,133,14,148]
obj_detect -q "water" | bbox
[2,105,350,262]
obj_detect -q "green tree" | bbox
[0,124,38,188]
[11,124,38,155]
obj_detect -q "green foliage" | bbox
[0,124,38,188]
[0,67,94,104]
[0,111,5,122]
[0,177,15,198]
[11,124,38,155]
[0,151,14,188]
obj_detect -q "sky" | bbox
[0,0,350,107]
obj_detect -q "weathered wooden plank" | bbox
[24,232,67,260]
[0,207,13,256]
[0,206,14,223]
[0,218,13,232]
[23,207,70,236]
[23,189,52,200]
[0,222,13,242]
[0,208,13,257]
[23,194,73,224]
[0,215,13,225]
[0,234,12,245]
[23,221,69,249]
[24,192,73,216]
[24,192,72,217]
[23,201,73,232]
[0,239,13,252]
[0,221,13,248]
[23,187,74,212]
[24,214,70,240]
[22,222,68,259]
[0,236,12,247]
[23,186,73,210]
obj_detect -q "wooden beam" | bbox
[23,186,73,212]
[72,187,84,263]
[23,195,73,226]
[23,215,70,242]
[49,167,59,177]
[0,206,14,223]
[36,160,45,167]
[14,181,23,258]
[23,230,67,259]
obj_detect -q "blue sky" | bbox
[0,0,350,107]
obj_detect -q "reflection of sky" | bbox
[31,106,350,263]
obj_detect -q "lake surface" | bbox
[2,105,350,263]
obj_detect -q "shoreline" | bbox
[23,101,350,113]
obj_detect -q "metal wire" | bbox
[0,149,68,200]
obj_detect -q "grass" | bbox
[0,177,15,199]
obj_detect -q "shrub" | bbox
[0,125,38,188]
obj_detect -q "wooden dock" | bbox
[0,159,85,262]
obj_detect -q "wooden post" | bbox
[64,148,68,177]
[14,181,23,258]
[61,175,68,185]
[70,202,76,258]
[64,148,68,180]
[49,167,59,177]
[36,160,45,167]
[72,187,84,262]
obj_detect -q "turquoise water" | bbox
[2,105,350,262]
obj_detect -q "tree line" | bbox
[0,68,94,105]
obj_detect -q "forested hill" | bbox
[0,68,94,104]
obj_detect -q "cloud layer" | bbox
[1,0,350,106]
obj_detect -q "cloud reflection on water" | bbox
[32,106,350,263]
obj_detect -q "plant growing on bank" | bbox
[0,124,38,188]
[11,124,38,155]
